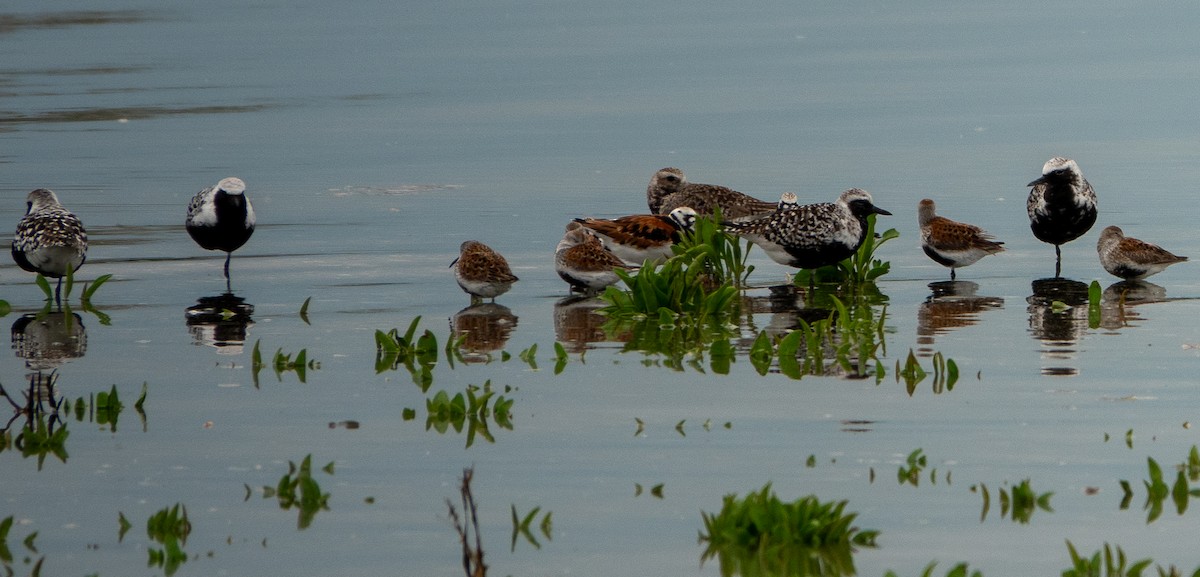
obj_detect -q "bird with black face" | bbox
[1026,157,1097,277]
[186,177,256,283]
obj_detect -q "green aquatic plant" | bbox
[510,505,553,551]
[299,296,312,324]
[599,246,740,321]
[375,317,441,388]
[260,454,333,530]
[1062,541,1155,577]
[699,483,878,577]
[768,296,888,381]
[1124,451,1200,522]
[0,515,44,573]
[793,214,899,288]
[422,380,514,448]
[975,479,1052,524]
[898,448,928,486]
[884,561,983,577]
[897,350,959,395]
[672,211,754,289]
[606,315,737,373]
[252,341,319,384]
[146,503,190,576]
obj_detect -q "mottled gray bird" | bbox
[1026,157,1097,277]
[1096,225,1186,280]
[186,177,256,281]
[646,167,777,221]
[12,188,88,304]
[725,188,891,274]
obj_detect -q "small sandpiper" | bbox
[186,177,256,281]
[450,240,519,304]
[1096,225,1186,280]
[573,206,697,266]
[646,167,777,221]
[918,198,1004,280]
[12,188,88,304]
[1026,157,1097,276]
[724,188,891,274]
[555,223,631,295]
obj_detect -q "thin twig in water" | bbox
[447,466,486,577]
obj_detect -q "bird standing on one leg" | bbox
[918,198,1004,280]
[12,189,88,306]
[186,177,256,285]
[1026,157,1097,277]
[1096,225,1186,280]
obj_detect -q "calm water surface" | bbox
[4,1,1200,575]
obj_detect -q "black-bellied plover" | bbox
[12,188,88,304]
[1096,225,1186,280]
[724,189,891,274]
[1026,157,1097,277]
[646,167,776,221]
[186,177,256,281]
[555,223,630,295]
[573,206,697,266]
[450,240,519,304]
[918,198,1004,280]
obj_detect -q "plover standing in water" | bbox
[1026,157,1097,276]
[12,189,88,304]
[450,240,519,304]
[725,189,891,277]
[186,177,256,281]
[555,223,631,295]
[573,206,697,266]
[1096,225,1186,280]
[646,167,777,221]
[918,198,1004,280]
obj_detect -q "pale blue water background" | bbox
[4,1,1200,575]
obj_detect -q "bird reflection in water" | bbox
[450,302,518,363]
[12,311,86,370]
[185,293,255,353]
[1027,277,1090,376]
[742,284,835,340]
[917,281,1003,357]
[552,296,618,353]
[1096,279,1166,330]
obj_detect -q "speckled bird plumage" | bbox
[186,177,256,280]
[451,240,519,303]
[555,223,630,294]
[1096,225,1186,280]
[646,167,777,221]
[12,188,88,280]
[918,198,1004,280]
[725,189,891,270]
[573,206,697,266]
[1027,157,1097,274]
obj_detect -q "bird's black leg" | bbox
[54,278,63,308]
[1054,245,1062,278]
[950,269,956,281]
[223,253,232,280]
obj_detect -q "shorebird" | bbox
[12,189,88,304]
[918,198,1005,280]
[1096,225,1186,280]
[724,189,891,275]
[555,223,631,295]
[573,206,697,266]
[450,240,519,304]
[186,177,256,282]
[1026,157,1097,276]
[646,167,777,221]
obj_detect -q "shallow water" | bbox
[4,1,1200,576]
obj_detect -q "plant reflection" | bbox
[0,372,68,469]
[451,302,518,362]
[185,292,255,353]
[1027,277,1090,376]
[917,281,1003,357]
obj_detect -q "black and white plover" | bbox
[1096,225,1186,280]
[450,240,519,304]
[646,167,777,221]
[1026,157,1097,277]
[725,189,891,274]
[12,188,88,304]
[186,177,256,281]
[918,198,1004,280]
[573,206,697,266]
[555,223,631,295]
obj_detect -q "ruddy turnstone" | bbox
[646,167,777,221]
[1096,225,1186,280]
[918,198,1004,280]
[555,223,630,295]
[1026,157,1097,276]
[12,188,88,304]
[725,189,891,273]
[186,177,256,280]
[573,206,697,266]
[450,240,519,304]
